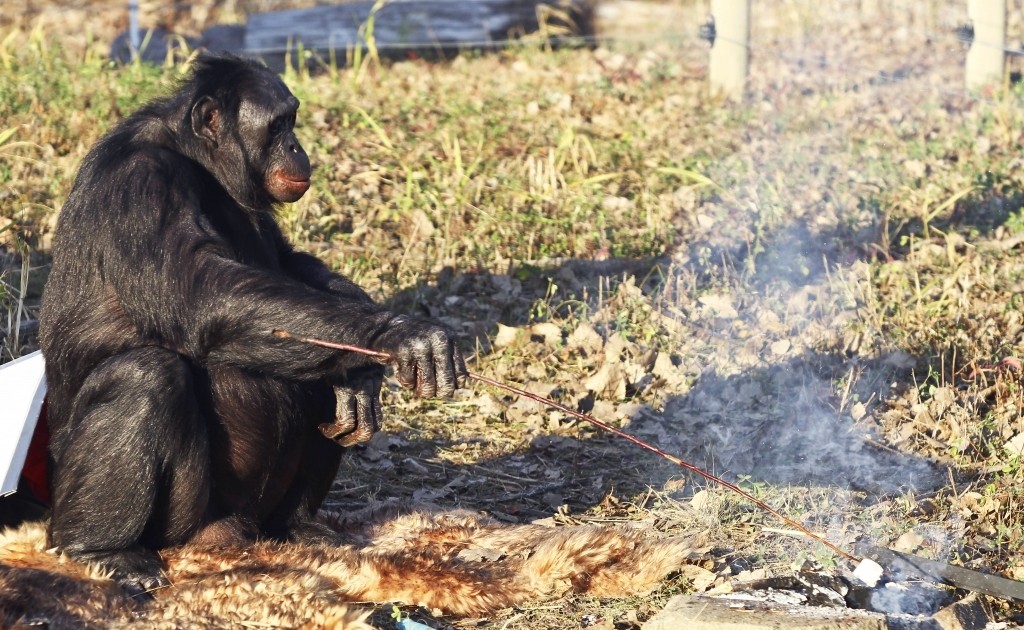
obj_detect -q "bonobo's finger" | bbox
[338,386,379,447]
[433,342,458,398]
[324,376,382,445]
[394,346,418,391]
[377,317,466,396]
[320,391,357,442]
[435,336,467,395]
[454,344,468,389]
[333,389,358,435]
[417,345,439,399]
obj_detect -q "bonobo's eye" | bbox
[269,112,297,137]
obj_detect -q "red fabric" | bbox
[22,398,50,504]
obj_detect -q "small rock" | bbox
[601,196,635,213]
[850,402,867,421]
[542,493,564,508]
[932,593,993,630]
[852,558,883,588]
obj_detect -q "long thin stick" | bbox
[272,329,859,562]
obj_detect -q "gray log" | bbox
[856,544,1024,602]
[244,0,588,56]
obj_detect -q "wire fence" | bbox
[33,1,1024,98]
[2,0,1024,147]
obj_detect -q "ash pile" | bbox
[645,550,1014,630]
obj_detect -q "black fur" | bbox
[38,54,466,595]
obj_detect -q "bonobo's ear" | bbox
[190,96,220,146]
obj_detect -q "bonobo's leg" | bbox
[49,347,209,597]
[259,380,344,544]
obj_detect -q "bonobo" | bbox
[38,54,467,595]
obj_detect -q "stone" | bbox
[931,594,993,630]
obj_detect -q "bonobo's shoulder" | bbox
[85,124,199,187]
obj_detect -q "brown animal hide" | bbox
[0,504,702,629]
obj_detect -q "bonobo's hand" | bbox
[320,367,383,447]
[375,315,468,397]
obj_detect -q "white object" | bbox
[853,557,884,587]
[0,351,47,496]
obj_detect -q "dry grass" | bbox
[6,0,1024,627]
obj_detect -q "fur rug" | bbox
[0,504,702,629]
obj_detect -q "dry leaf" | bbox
[676,564,717,592]
[892,530,925,553]
[472,393,504,417]
[493,323,522,349]
[603,332,630,363]
[690,489,714,513]
[568,322,603,354]
[1005,432,1024,456]
[456,546,505,562]
[510,382,557,414]
[652,353,686,388]
[698,294,738,319]
[585,363,626,399]
[530,322,562,345]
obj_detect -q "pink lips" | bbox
[283,178,310,195]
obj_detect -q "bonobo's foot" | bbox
[76,547,168,598]
[288,520,344,546]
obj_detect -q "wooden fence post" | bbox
[965,0,1006,90]
[708,0,750,101]
[128,0,140,56]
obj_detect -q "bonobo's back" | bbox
[39,88,196,444]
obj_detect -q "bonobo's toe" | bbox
[78,547,168,599]
[116,571,168,600]
[289,520,344,545]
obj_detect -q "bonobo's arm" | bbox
[280,247,373,304]
[103,163,466,395]
[194,253,467,396]
[275,235,468,397]
[280,244,385,444]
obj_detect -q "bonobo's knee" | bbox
[102,346,192,396]
[56,346,200,467]
[72,347,193,420]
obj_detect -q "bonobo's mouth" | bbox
[281,178,311,196]
[269,169,312,202]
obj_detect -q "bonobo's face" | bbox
[190,67,312,207]
[238,78,311,204]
